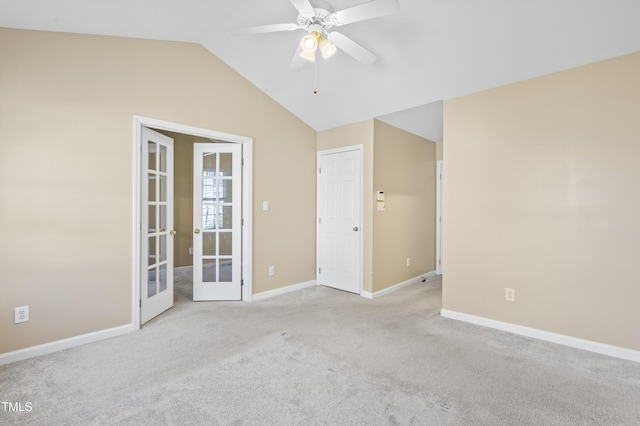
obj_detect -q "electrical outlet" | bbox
[406,258,411,267]
[505,288,516,302]
[15,306,29,324]
[268,266,275,276]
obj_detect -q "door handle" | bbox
[169,230,176,236]
[194,229,201,234]
[353,226,359,232]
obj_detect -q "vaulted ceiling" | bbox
[2,0,639,142]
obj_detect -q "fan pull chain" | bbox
[313,59,318,94]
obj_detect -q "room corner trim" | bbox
[362,271,437,299]
[360,291,374,299]
[251,280,316,302]
[0,324,135,366]
[440,309,640,363]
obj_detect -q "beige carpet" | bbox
[1,273,640,425]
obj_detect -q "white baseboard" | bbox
[252,280,316,302]
[0,324,135,366]
[361,271,437,299]
[361,291,374,299]
[440,309,640,363]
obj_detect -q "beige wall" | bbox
[443,52,640,351]
[317,120,375,292]
[435,143,443,161]
[0,28,316,354]
[372,121,436,292]
[171,132,196,268]
[154,130,198,268]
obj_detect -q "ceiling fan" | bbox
[232,0,400,70]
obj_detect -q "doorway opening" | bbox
[132,116,253,329]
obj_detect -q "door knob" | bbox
[353,226,359,231]
[194,229,201,234]
[169,230,176,236]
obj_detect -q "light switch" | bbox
[263,201,269,211]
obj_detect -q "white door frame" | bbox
[436,160,443,275]
[132,115,253,330]
[316,145,363,295]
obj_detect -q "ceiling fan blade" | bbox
[231,23,299,35]
[289,0,315,17]
[331,0,400,26]
[290,45,307,71]
[328,32,377,64]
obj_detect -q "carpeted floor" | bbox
[1,273,640,425]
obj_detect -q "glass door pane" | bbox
[193,143,241,301]
[141,127,174,324]
[201,150,234,284]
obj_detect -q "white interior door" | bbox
[317,147,362,294]
[193,143,242,301]
[141,128,174,324]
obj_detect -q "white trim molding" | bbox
[361,271,437,299]
[361,290,374,299]
[252,280,317,302]
[440,309,640,363]
[436,160,443,275]
[0,325,134,366]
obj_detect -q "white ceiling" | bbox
[2,0,639,142]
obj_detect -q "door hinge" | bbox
[140,299,142,307]
[318,267,321,274]
[318,167,321,174]
[242,218,244,226]
[318,217,321,224]
[242,158,245,166]
[241,279,244,287]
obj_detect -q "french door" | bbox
[317,147,362,294]
[192,143,242,301]
[141,128,174,323]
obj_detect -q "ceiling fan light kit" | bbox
[299,31,336,62]
[319,37,337,59]
[232,0,400,68]
[299,48,317,62]
[301,32,320,52]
